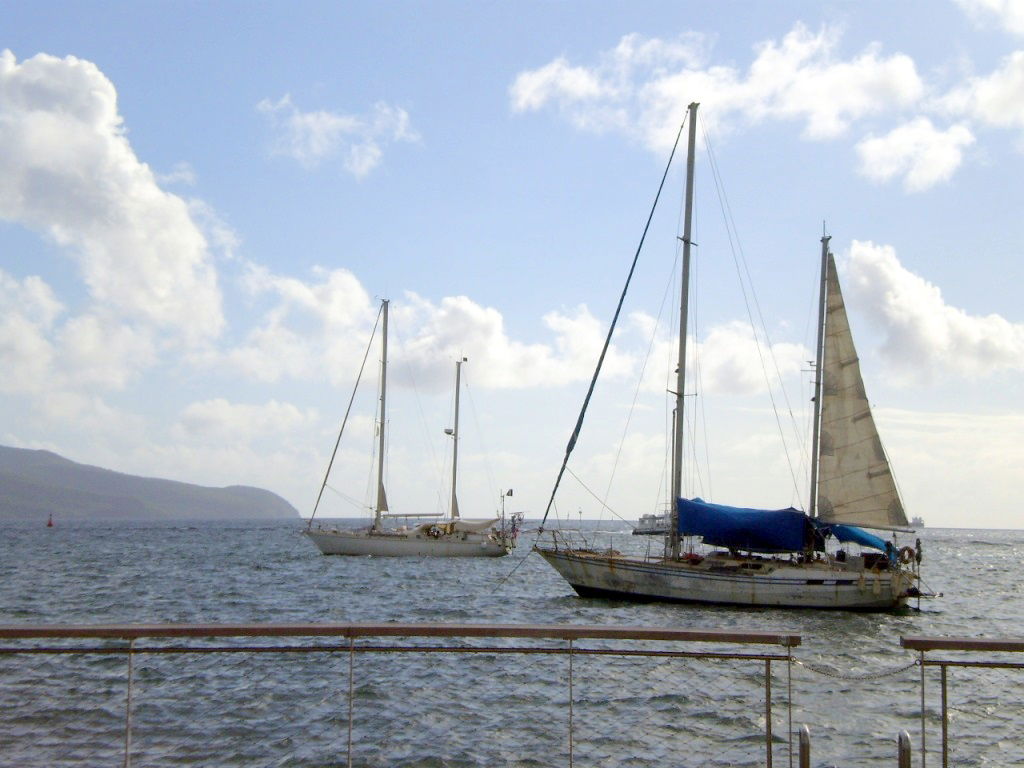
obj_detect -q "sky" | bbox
[3,1,1024,529]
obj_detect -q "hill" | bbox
[0,445,299,521]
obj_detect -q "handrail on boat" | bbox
[0,622,802,647]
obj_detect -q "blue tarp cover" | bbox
[677,497,809,553]
[676,498,890,554]
[817,523,888,553]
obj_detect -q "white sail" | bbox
[817,252,907,529]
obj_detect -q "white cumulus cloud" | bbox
[856,118,975,191]
[942,50,1024,131]
[392,293,635,390]
[954,0,1024,36]
[0,49,224,345]
[631,312,808,396]
[257,95,419,178]
[0,271,62,394]
[845,240,1024,380]
[510,24,924,151]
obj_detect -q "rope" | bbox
[307,304,383,527]
[538,115,688,532]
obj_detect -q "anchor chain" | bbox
[793,656,919,681]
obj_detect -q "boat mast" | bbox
[808,236,829,517]
[448,357,467,519]
[374,299,389,530]
[670,101,699,559]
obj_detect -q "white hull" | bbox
[305,527,511,557]
[536,547,910,610]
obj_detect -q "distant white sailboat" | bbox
[536,102,928,610]
[304,300,521,557]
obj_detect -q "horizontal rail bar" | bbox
[920,659,1024,670]
[902,636,1024,653]
[0,622,801,646]
[0,643,792,661]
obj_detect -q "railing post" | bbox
[898,729,912,768]
[798,724,810,768]
[940,665,947,768]
[919,650,926,767]
[765,658,773,767]
[347,637,354,768]
[567,638,574,768]
[123,637,134,768]
[788,651,794,768]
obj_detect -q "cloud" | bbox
[0,271,62,394]
[56,313,156,390]
[510,24,923,151]
[175,398,319,441]
[942,50,1024,131]
[856,118,975,191]
[693,322,808,395]
[257,95,419,178]
[220,262,636,391]
[224,264,375,383]
[392,294,635,390]
[0,49,224,345]
[845,240,1024,379]
[630,312,808,396]
[954,0,1024,36]
[875,407,1024,527]
[157,162,197,186]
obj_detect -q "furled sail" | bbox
[817,252,908,529]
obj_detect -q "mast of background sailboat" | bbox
[670,101,699,560]
[808,236,830,518]
[374,299,390,530]
[450,357,467,519]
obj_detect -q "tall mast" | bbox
[448,357,467,519]
[808,236,830,517]
[670,101,699,559]
[374,299,389,529]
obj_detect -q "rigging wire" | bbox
[598,233,681,524]
[569,466,624,521]
[323,483,374,513]
[537,115,688,532]
[464,373,500,509]
[684,186,714,502]
[388,320,448,517]
[307,304,383,527]
[700,116,804,503]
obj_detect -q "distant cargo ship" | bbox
[911,516,924,528]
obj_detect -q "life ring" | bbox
[898,546,915,565]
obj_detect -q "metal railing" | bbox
[902,635,1024,767]
[0,623,800,767]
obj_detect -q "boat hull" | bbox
[536,547,909,611]
[305,528,511,557]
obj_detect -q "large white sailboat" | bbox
[535,103,927,610]
[304,300,521,557]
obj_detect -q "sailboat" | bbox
[304,299,521,557]
[535,102,926,610]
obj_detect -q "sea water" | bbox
[0,521,1020,766]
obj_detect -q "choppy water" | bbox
[0,521,1021,766]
